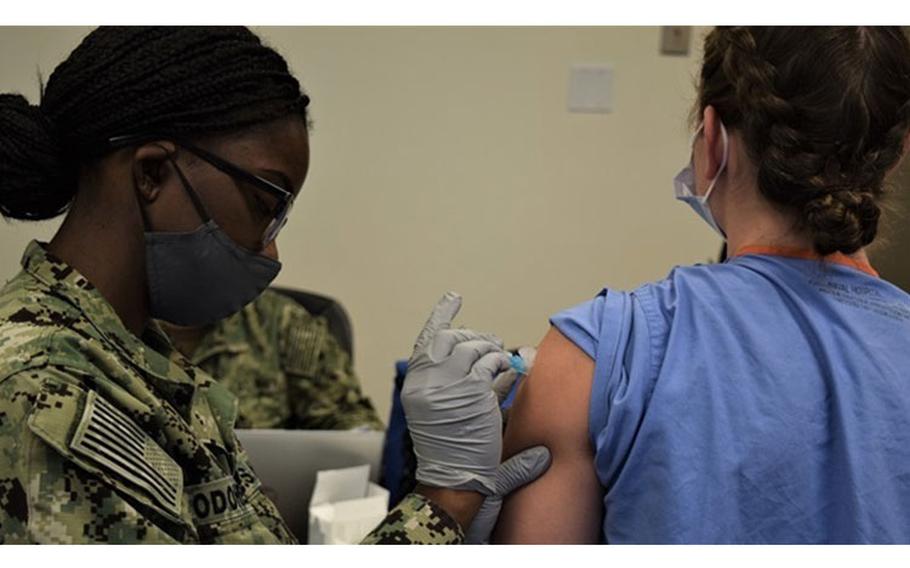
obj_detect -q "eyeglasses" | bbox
[108,134,296,248]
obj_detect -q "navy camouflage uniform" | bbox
[0,242,462,543]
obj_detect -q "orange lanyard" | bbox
[730,245,879,278]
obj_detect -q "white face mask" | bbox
[674,121,729,238]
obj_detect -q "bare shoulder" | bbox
[494,326,603,543]
[503,325,596,460]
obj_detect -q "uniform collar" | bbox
[21,241,199,413]
[731,244,879,278]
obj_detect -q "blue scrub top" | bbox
[551,249,910,543]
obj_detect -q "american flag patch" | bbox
[70,391,183,518]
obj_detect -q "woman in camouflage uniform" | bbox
[0,27,547,544]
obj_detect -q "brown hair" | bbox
[697,27,910,255]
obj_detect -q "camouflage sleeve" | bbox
[0,368,180,544]
[360,493,465,544]
[279,304,384,431]
[0,369,36,543]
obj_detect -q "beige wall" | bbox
[0,27,719,421]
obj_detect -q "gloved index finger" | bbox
[496,446,552,496]
[413,291,463,353]
[431,328,502,361]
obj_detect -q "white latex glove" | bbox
[402,292,511,495]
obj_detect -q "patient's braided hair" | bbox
[0,26,309,221]
[697,27,910,255]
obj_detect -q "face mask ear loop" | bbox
[690,121,704,148]
[703,122,729,202]
[166,155,213,225]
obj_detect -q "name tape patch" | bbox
[185,475,254,527]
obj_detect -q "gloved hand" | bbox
[402,291,512,495]
[465,445,551,544]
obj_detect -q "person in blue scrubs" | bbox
[492,27,910,543]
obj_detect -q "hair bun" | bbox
[803,190,881,256]
[0,93,75,220]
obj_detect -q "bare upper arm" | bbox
[492,326,604,543]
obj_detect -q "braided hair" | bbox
[0,27,309,221]
[697,27,910,255]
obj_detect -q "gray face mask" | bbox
[140,157,282,327]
